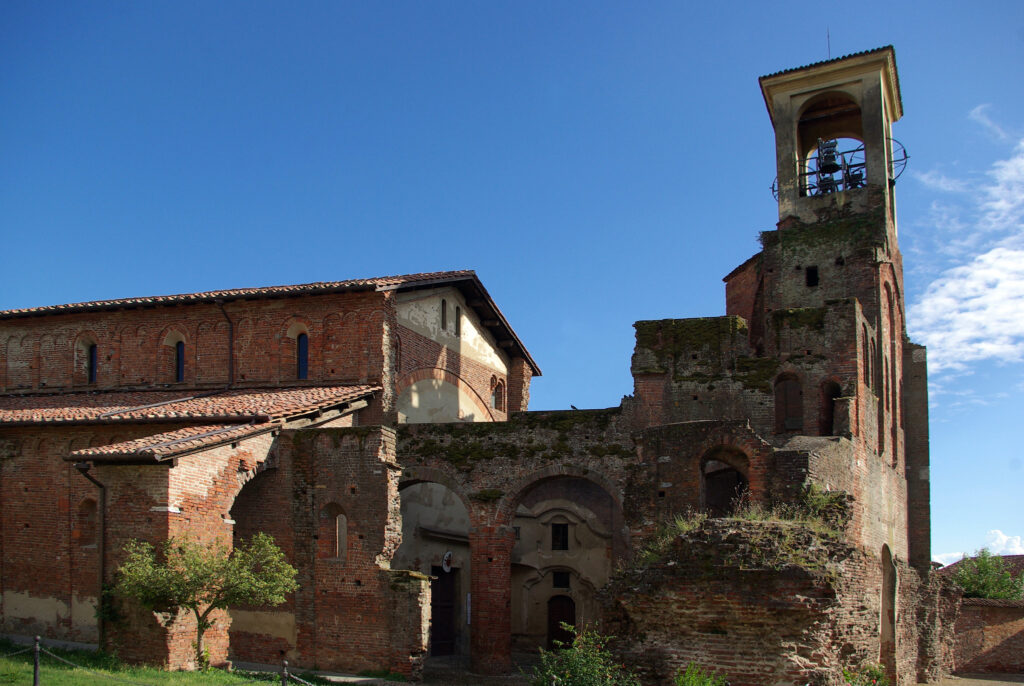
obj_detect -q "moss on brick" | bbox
[760,206,887,252]
[771,307,826,332]
[470,488,504,502]
[733,356,780,393]
[635,317,747,357]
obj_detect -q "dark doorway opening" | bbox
[430,565,458,656]
[547,595,576,650]
[703,459,748,517]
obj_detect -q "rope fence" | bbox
[1,636,325,685]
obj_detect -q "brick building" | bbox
[1,48,955,684]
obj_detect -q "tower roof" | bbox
[758,46,902,126]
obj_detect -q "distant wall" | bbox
[953,599,1024,674]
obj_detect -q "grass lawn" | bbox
[0,639,334,685]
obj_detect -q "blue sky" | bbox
[2,2,1021,564]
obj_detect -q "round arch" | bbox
[396,367,495,423]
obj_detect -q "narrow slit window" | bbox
[441,299,447,330]
[551,522,569,551]
[297,333,309,380]
[174,340,185,382]
[455,306,461,336]
[805,266,819,287]
[87,344,97,384]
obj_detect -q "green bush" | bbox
[952,548,1024,600]
[843,663,889,686]
[530,624,640,686]
[674,662,729,686]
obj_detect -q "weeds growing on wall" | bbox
[842,663,889,686]
[673,662,729,686]
[633,511,708,566]
[529,624,641,686]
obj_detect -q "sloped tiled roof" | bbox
[0,269,540,375]
[69,423,271,462]
[0,385,378,426]
[0,271,475,318]
[759,46,895,80]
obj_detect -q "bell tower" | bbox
[760,46,905,230]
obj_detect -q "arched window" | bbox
[774,374,803,433]
[318,503,347,561]
[174,340,185,382]
[87,344,97,384]
[819,381,842,436]
[454,306,461,336]
[862,325,871,387]
[491,379,505,412]
[296,333,309,380]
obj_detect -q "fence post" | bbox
[33,636,40,686]
[281,659,289,686]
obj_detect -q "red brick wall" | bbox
[1,291,391,394]
[953,600,1024,673]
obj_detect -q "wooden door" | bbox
[430,565,457,656]
[546,595,576,650]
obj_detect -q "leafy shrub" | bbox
[674,662,729,686]
[952,548,1024,599]
[530,624,640,686]
[843,663,889,685]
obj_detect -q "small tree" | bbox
[115,532,298,668]
[952,548,1024,600]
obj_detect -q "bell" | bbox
[817,138,841,174]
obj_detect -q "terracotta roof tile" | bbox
[0,270,476,318]
[759,46,894,80]
[0,385,379,425]
[69,423,269,462]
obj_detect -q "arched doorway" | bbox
[227,466,297,664]
[393,480,471,657]
[700,448,749,517]
[880,545,897,681]
[819,380,842,436]
[547,595,576,649]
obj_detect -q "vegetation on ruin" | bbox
[842,663,889,686]
[733,356,780,392]
[633,511,709,566]
[529,624,640,686]
[673,663,729,686]
[633,317,747,374]
[759,205,887,252]
[951,548,1024,600]
[0,637,333,685]
[733,484,850,536]
[115,533,298,670]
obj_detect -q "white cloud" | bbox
[908,135,1024,375]
[969,104,1010,141]
[933,551,966,567]
[914,169,968,193]
[986,529,1024,555]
